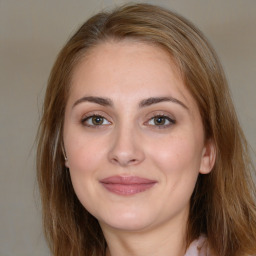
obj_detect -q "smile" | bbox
[99,176,157,196]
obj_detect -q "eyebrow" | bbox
[72,96,188,110]
[139,97,188,109]
[72,96,113,108]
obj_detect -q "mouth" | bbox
[99,176,157,196]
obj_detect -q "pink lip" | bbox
[99,176,157,196]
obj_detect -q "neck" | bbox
[101,211,188,256]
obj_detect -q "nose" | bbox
[108,126,145,167]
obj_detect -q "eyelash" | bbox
[81,114,111,127]
[81,114,176,128]
[146,114,176,129]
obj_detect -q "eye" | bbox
[82,115,111,127]
[147,115,175,127]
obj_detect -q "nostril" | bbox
[107,140,145,166]
[111,157,119,164]
[110,155,140,166]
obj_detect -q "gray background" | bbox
[0,0,255,255]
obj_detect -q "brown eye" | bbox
[148,115,175,127]
[91,116,104,125]
[154,116,166,125]
[82,115,111,127]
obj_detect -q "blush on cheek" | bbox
[70,150,98,173]
[153,140,202,177]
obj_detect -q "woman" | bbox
[37,3,256,256]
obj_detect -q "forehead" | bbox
[68,40,196,111]
[73,40,178,77]
[73,41,176,85]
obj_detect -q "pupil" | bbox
[92,116,103,125]
[155,117,165,125]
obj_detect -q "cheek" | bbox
[65,137,107,213]
[149,134,203,175]
[148,133,203,210]
[65,134,107,178]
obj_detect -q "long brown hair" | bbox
[37,3,256,256]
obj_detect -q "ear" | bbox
[64,157,69,168]
[62,143,69,168]
[199,139,216,174]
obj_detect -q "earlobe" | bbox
[64,156,69,168]
[62,143,69,168]
[199,139,216,174]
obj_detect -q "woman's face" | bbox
[63,40,215,233]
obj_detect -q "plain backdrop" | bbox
[0,0,255,255]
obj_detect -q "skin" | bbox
[63,40,215,256]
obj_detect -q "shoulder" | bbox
[185,235,256,256]
[184,235,214,256]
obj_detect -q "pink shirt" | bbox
[185,236,212,256]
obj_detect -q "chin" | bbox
[98,209,157,232]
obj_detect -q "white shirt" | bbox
[184,235,213,256]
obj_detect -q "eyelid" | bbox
[81,112,112,127]
[144,112,176,128]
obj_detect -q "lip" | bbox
[99,176,157,196]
